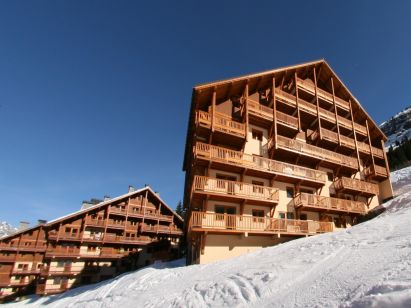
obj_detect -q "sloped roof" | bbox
[0,186,182,241]
[183,59,386,170]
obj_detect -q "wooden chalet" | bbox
[183,59,393,264]
[0,186,183,301]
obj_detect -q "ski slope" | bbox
[10,167,411,308]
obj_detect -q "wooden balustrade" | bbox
[106,220,126,228]
[190,211,333,235]
[363,165,388,178]
[0,254,16,262]
[194,142,327,184]
[274,135,358,169]
[276,110,298,128]
[296,77,349,110]
[334,177,379,196]
[85,218,105,227]
[196,110,246,138]
[371,146,384,158]
[193,176,279,202]
[337,115,352,129]
[46,247,80,257]
[339,134,356,148]
[140,223,182,235]
[294,193,366,214]
[354,122,367,135]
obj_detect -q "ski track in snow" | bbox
[8,166,411,308]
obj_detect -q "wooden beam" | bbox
[365,119,375,174]
[294,72,301,131]
[313,67,322,140]
[244,81,249,141]
[349,99,361,171]
[381,139,391,176]
[211,89,216,132]
[272,77,278,149]
[331,77,341,145]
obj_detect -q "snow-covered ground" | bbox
[9,167,411,308]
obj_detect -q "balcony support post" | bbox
[211,89,216,133]
[365,120,375,175]
[313,66,322,140]
[81,213,88,243]
[330,77,341,145]
[294,72,301,131]
[272,77,278,149]
[349,99,361,171]
[381,139,390,176]
[244,81,249,142]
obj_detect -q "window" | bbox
[252,210,265,223]
[299,213,307,220]
[57,261,65,267]
[87,246,97,252]
[252,181,264,194]
[327,172,334,181]
[215,205,236,220]
[279,212,294,219]
[286,187,294,198]
[252,129,263,142]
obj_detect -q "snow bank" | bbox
[9,168,411,308]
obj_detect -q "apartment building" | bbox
[183,59,393,264]
[0,186,183,301]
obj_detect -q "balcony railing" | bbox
[190,211,333,235]
[194,142,327,184]
[48,231,82,241]
[0,241,46,252]
[356,141,385,158]
[85,218,105,227]
[363,165,388,178]
[354,122,367,135]
[334,177,379,196]
[272,135,358,170]
[140,223,183,235]
[193,176,279,203]
[296,77,349,110]
[196,111,246,138]
[45,247,80,257]
[294,193,367,214]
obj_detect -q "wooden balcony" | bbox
[247,99,298,129]
[274,88,367,136]
[189,211,333,236]
[103,234,154,244]
[109,206,127,215]
[48,231,82,241]
[272,135,358,170]
[294,193,367,215]
[106,220,126,229]
[45,247,80,258]
[127,209,174,222]
[11,267,41,275]
[194,142,327,186]
[0,241,47,252]
[192,176,279,205]
[140,223,183,235]
[0,255,15,262]
[334,177,379,196]
[196,110,246,139]
[356,141,385,159]
[296,77,350,110]
[312,128,356,150]
[363,165,389,179]
[85,218,105,228]
[36,283,68,295]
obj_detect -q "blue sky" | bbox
[0,1,410,226]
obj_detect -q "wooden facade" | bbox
[183,59,394,265]
[0,187,183,301]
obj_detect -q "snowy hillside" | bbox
[381,106,411,149]
[0,222,17,238]
[10,167,411,308]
